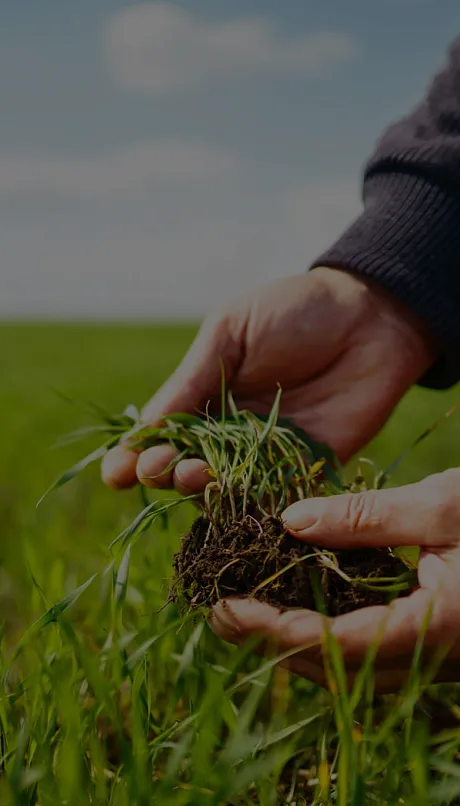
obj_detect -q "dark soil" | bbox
[171,514,416,617]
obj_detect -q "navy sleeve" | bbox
[311,38,460,388]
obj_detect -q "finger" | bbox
[211,593,429,668]
[136,445,180,488]
[210,599,325,662]
[101,445,139,490]
[330,591,428,663]
[141,312,244,425]
[210,598,422,693]
[282,469,460,549]
[173,459,212,496]
[209,605,328,686]
[328,588,460,686]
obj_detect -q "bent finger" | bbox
[136,445,180,488]
[329,591,428,664]
[210,598,325,662]
[210,597,441,693]
[101,445,139,490]
[211,592,432,670]
[173,459,212,496]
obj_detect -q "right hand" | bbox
[101,268,437,495]
[211,468,460,692]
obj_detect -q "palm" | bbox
[210,474,460,693]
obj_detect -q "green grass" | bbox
[2,322,460,805]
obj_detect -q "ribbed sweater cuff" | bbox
[310,171,460,389]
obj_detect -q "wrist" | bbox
[313,265,440,380]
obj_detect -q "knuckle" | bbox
[276,609,305,642]
[428,470,460,538]
[435,468,460,494]
[202,309,225,336]
[343,490,379,534]
[202,304,234,339]
[432,497,460,540]
[200,307,242,355]
[276,610,325,664]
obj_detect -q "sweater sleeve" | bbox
[311,38,460,388]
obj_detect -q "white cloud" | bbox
[106,3,360,94]
[0,178,361,318]
[0,141,238,199]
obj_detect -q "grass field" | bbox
[3,322,460,805]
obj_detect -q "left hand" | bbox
[101,270,436,492]
[210,469,460,693]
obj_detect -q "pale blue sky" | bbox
[2,0,460,318]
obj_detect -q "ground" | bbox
[1,322,460,805]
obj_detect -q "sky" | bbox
[2,0,460,319]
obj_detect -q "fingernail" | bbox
[282,500,321,532]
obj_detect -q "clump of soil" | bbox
[171,514,416,617]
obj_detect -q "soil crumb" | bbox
[171,514,415,617]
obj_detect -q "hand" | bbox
[210,469,460,693]
[102,268,436,492]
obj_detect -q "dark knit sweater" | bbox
[311,39,460,388]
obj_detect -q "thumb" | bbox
[282,469,460,549]
[141,310,244,424]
